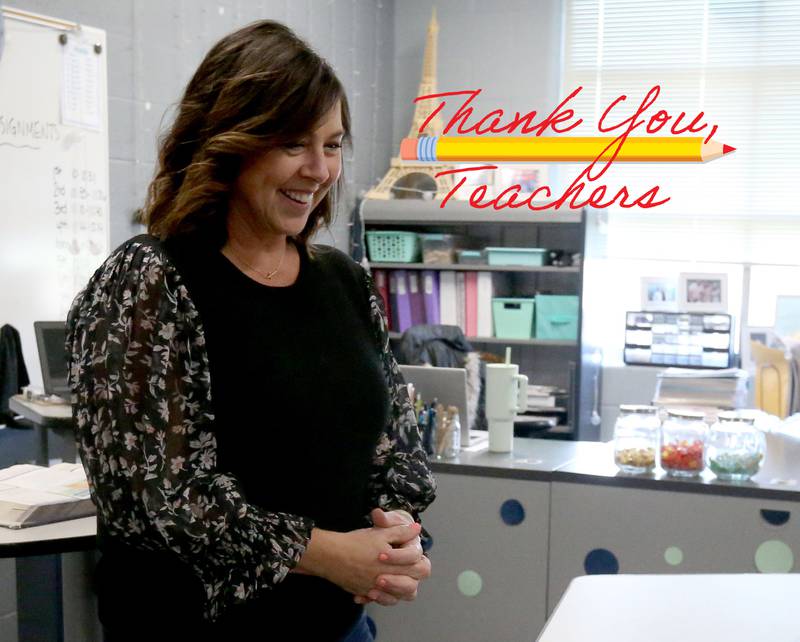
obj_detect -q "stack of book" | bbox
[653,368,749,410]
[0,463,95,529]
[372,269,494,337]
[527,384,562,409]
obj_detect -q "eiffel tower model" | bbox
[366,8,456,200]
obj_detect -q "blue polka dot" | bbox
[760,509,791,527]
[421,532,433,553]
[584,548,619,575]
[366,615,377,638]
[500,499,525,525]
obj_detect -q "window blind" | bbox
[563,0,800,264]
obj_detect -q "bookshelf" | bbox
[358,198,602,441]
[369,262,580,274]
[387,332,576,347]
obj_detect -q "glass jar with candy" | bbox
[707,411,765,481]
[613,405,660,474]
[660,409,708,477]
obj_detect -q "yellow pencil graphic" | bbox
[400,136,735,163]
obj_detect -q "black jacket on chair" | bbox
[395,324,474,368]
[395,324,487,431]
[0,324,29,423]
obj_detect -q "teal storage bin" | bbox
[535,295,579,340]
[366,231,420,263]
[492,297,535,339]
[486,247,548,267]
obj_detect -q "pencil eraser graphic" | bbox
[400,138,418,160]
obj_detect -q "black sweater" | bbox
[98,236,391,640]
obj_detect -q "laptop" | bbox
[398,365,473,447]
[34,321,70,401]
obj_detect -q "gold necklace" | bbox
[229,240,287,281]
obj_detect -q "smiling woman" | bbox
[65,20,435,642]
[223,102,345,286]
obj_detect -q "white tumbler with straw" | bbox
[486,362,528,453]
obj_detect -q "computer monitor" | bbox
[34,321,70,400]
[398,365,471,446]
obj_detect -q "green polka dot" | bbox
[664,546,683,566]
[457,570,483,597]
[755,540,794,573]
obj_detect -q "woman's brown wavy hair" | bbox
[144,20,351,251]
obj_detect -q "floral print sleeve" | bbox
[362,269,437,520]
[66,237,313,621]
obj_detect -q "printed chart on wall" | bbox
[0,6,109,388]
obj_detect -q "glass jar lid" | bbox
[619,404,658,413]
[717,410,756,424]
[665,408,706,420]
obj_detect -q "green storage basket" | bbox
[486,247,548,267]
[492,297,535,339]
[535,295,579,340]
[366,231,420,263]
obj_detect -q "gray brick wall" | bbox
[9,0,395,251]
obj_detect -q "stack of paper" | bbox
[0,463,95,529]
[527,384,568,409]
[653,368,749,409]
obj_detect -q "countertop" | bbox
[431,433,800,501]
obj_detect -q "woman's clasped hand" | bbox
[357,508,431,606]
[296,508,430,607]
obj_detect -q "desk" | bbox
[8,395,71,429]
[0,517,95,557]
[0,516,98,642]
[3,399,97,642]
[537,574,800,642]
[8,395,73,466]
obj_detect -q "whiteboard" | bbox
[0,7,109,389]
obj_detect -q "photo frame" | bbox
[449,164,496,201]
[640,276,678,311]
[494,164,549,198]
[679,272,728,313]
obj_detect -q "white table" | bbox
[8,395,73,467]
[1,510,97,642]
[0,516,96,557]
[8,395,71,427]
[538,574,800,642]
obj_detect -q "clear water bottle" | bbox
[436,405,461,460]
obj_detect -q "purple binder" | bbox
[421,270,440,325]
[408,271,426,326]
[390,270,413,333]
